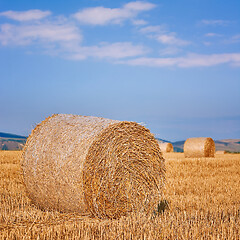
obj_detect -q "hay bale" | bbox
[158,142,173,153]
[184,137,215,158]
[22,114,165,219]
[215,150,227,154]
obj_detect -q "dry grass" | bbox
[1,151,240,239]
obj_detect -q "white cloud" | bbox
[0,5,149,61]
[73,1,156,25]
[229,34,240,43]
[0,22,82,46]
[1,5,237,69]
[232,34,240,40]
[140,25,190,46]
[201,19,230,26]
[0,10,51,21]
[159,47,181,56]
[124,1,155,11]
[119,53,240,68]
[156,33,190,46]
[139,25,165,33]
[205,33,222,37]
[70,42,148,60]
[203,41,212,46]
[0,20,146,60]
[131,19,148,25]
[223,34,240,44]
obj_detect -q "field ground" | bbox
[0,151,239,239]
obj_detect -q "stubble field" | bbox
[0,151,239,239]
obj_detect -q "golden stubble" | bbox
[1,151,240,239]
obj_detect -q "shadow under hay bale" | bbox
[22,114,165,219]
[184,137,215,158]
[158,142,174,153]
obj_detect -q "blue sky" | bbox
[0,0,240,141]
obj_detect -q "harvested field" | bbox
[0,151,240,239]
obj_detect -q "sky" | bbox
[0,0,240,141]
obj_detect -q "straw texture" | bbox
[22,114,165,219]
[215,151,226,154]
[158,142,173,153]
[184,137,215,158]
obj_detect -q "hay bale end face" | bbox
[158,142,174,153]
[22,114,165,219]
[184,137,215,158]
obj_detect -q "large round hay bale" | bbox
[184,137,215,158]
[158,142,174,153]
[22,114,165,219]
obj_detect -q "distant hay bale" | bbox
[184,137,215,158]
[22,114,165,219]
[215,150,227,154]
[158,142,174,153]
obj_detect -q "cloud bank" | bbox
[73,1,155,25]
[120,53,240,68]
[0,23,82,46]
[0,2,239,68]
[0,10,51,21]
[140,25,190,46]
[201,19,230,26]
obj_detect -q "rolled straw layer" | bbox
[158,142,173,153]
[184,137,215,158]
[22,114,165,219]
[215,150,227,154]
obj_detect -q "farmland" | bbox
[0,151,240,239]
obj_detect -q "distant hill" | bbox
[214,139,240,152]
[0,132,27,150]
[1,132,239,152]
[0,132,27,139]
[171,141,185,152]
[157,138,240,153]
[156,138,172,143]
